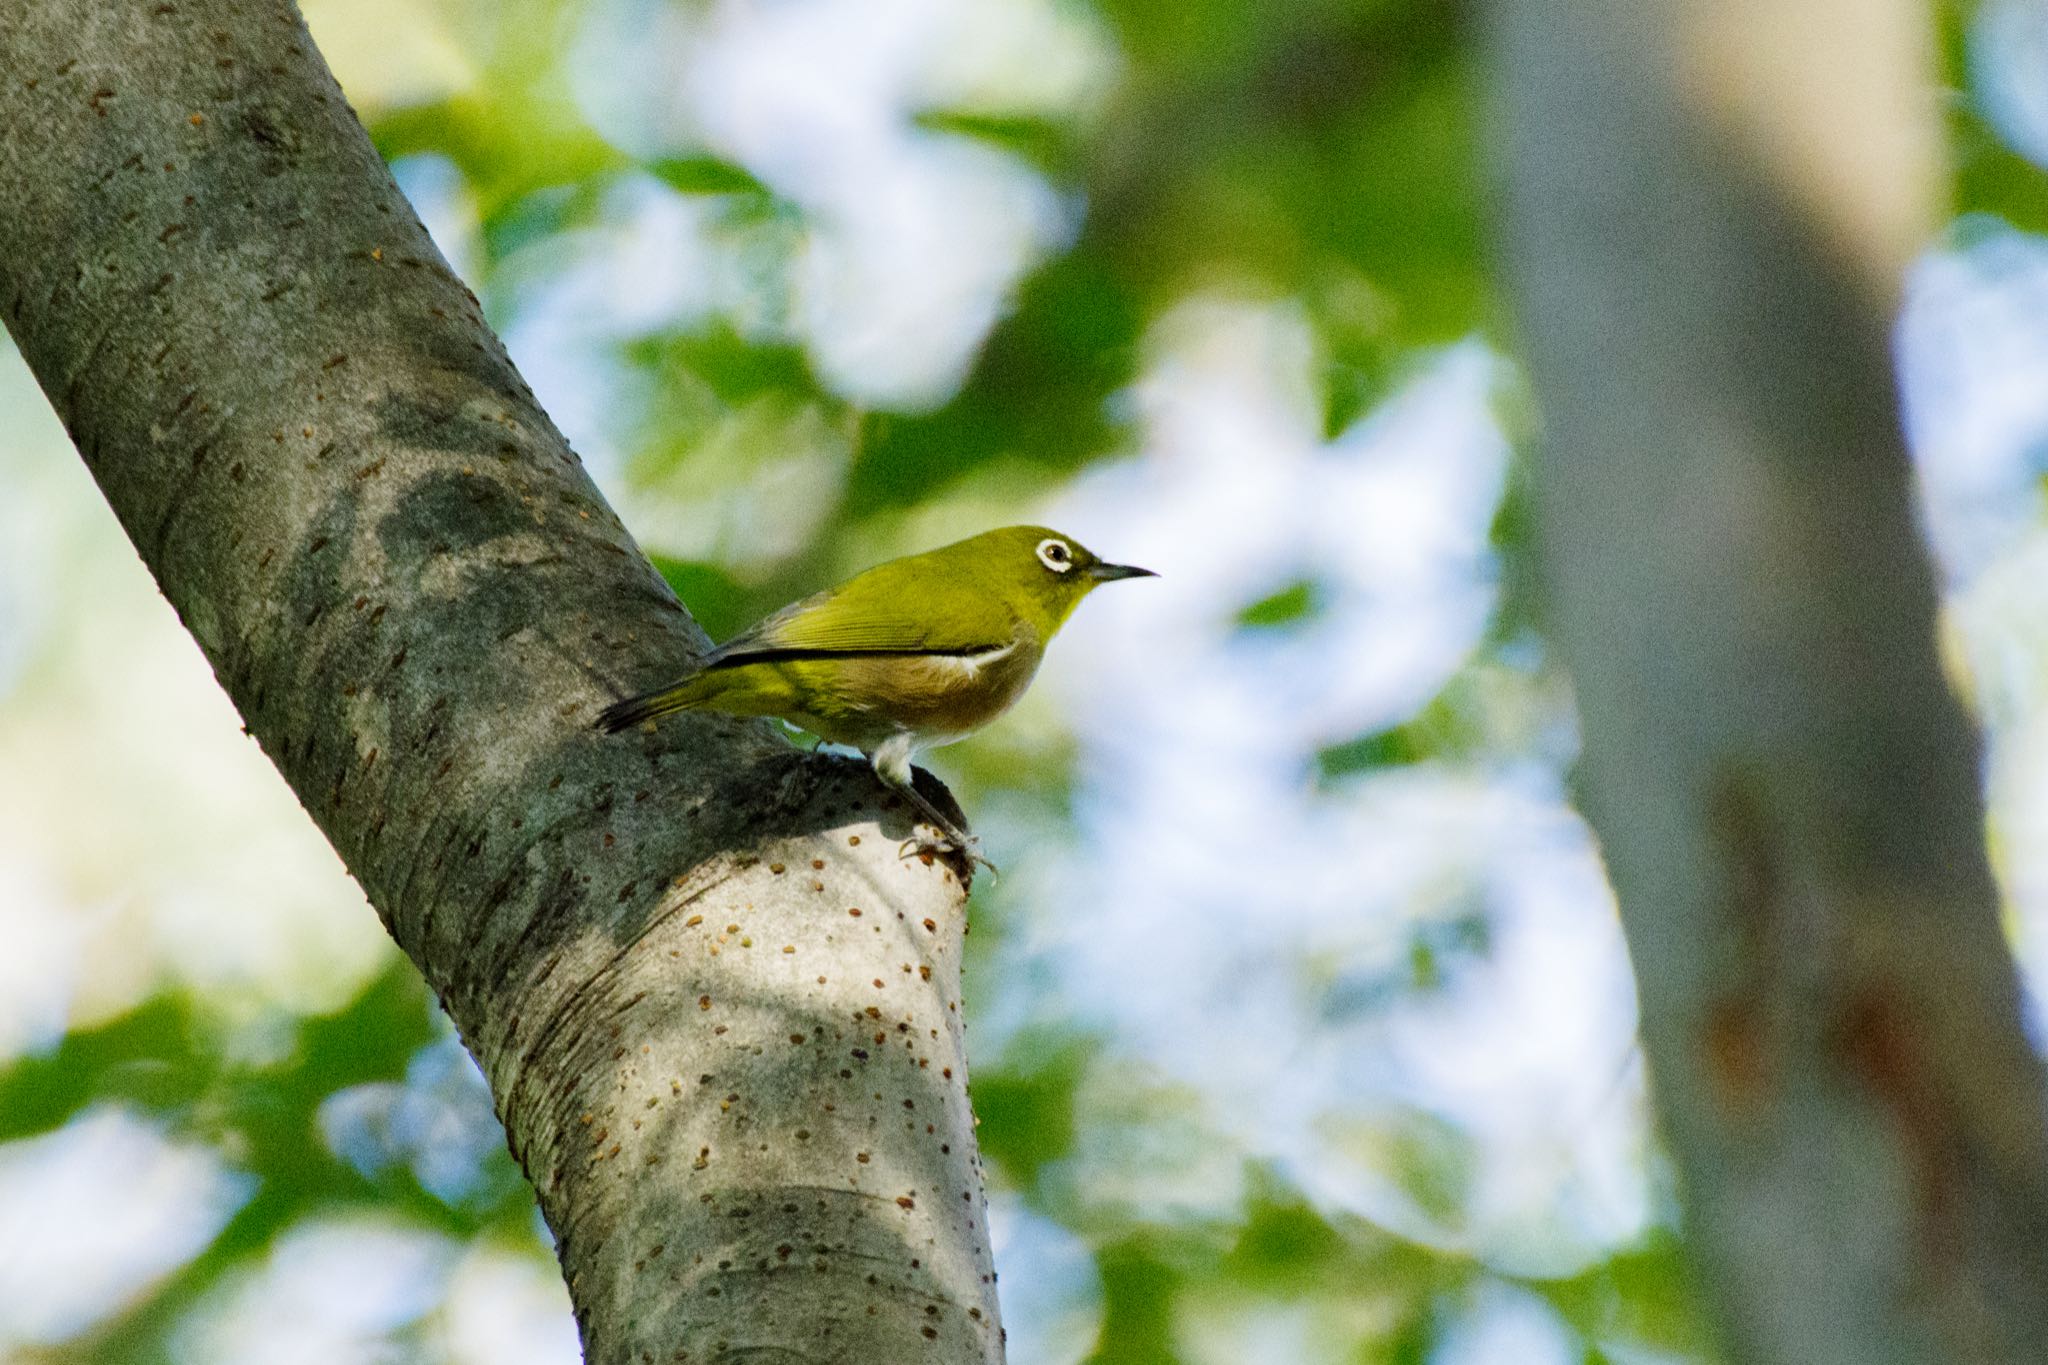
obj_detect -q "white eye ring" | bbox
[1037,538,1075,572]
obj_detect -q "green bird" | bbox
[596,525,1155,863]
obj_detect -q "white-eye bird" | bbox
[596,526,1155,863]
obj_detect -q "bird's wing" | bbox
[709,562,1017,664]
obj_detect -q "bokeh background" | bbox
[4,1,2048,1360]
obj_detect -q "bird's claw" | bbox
[897,831,998,876]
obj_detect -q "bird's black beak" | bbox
[1087,562,1158,582]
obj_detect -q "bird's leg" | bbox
[869,739,996,874]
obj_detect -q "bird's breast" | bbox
[836,639,1042,744]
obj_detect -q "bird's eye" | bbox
[1036,539,1074,572]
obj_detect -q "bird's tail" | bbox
[594,672,719,733]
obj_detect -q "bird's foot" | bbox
[898,829,998,876]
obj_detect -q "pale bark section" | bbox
[1674,0,1942,298]
[1492,2,2048,1363]
[0,3,1003,1361]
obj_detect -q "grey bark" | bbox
[1491,1,2048,1362]
[0,3,1003,1361]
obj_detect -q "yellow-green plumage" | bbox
[597,525,1154,857]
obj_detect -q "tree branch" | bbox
[1490,1,2048,1361]
[0,3,1003,1360]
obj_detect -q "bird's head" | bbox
[971,525,1156,634]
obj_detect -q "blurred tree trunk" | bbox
[1491,1,2048,1362]
[0,3,1001,1362]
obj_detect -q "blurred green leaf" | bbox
[1316,686,1486,780]
[914,111,1085,180]
[0,997,206,1141]
[647,155,775,198]
[370,94,623,226]
[629,323,817,413]
[1387,1109,1476,1225]
[1385,1301,1440,1365]
[1942,0,2048,229]
[972,1034,1096,1189]
[1221,1183,1343,1287]
[1317,727,1427,777]
[651,555,755,642]
[1950,113,2048,234]
[481,182,603,266]
[1537,1230,1711,1360]
[1236,578,1322,630]
[1087,1236,1186,1365]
